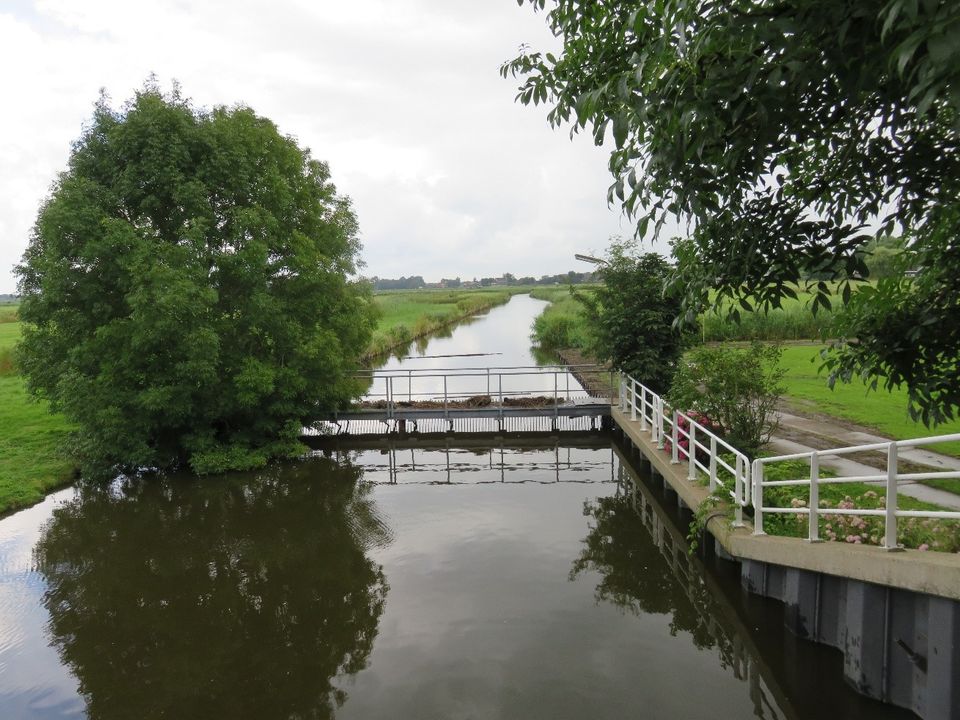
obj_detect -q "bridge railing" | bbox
[752,436,960,549]
[355,364,614,417]
[618,372,751,526]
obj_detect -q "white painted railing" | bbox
[619,372,960,549]
[752,436,960,550]
[618,372,751,526]
[357,364,611,418]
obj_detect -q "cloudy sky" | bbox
[0,0,673,293]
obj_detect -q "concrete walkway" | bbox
[771,411,960,510]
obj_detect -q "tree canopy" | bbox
[16,83,377,475]
[575,241,687,392]
[504,0,960,423]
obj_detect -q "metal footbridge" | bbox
[315,364,614,435]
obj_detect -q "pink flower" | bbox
[918,543,930,552]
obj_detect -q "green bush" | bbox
[669,342,785,458]
[577,240,687,392]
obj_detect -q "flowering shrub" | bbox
[667,342,784,459]
[782,491,960,552]
[663,411,721,464]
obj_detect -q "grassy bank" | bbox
[528,287,595,351]
[0,317,77,516]
[778,344,960,458]
[366,288,521,360]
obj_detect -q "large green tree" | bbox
[576,241,687,392]
[16,84,377,474]
[504,0,960,423]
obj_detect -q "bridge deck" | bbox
[328,398,612,422]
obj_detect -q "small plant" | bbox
[687,493,725,554]
[668,342,785,459]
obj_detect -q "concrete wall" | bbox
[611,411,960,720]
[741,560,959,720]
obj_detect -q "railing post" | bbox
[619,373,626,412]
[733,455,744,527]
[709,436,717,492]
[553,371,559,422]
[656,399,665,449]
[639,386,648,431]
[808,452,821,542]
[387,376,394,420]
[630,378,637,421]
[688,423,696,480]
[752,460,765,535]
[883,443,903,551]
[671,410,679,464]
[443,375,448,419]
[498,373,504,425]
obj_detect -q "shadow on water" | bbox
[33,458,391,720]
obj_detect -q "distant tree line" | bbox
[372,276,427,290]
[371,270,595,290]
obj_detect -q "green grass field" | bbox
[778,344,960,458]
[0,319,77,515]
[367,287,520,358]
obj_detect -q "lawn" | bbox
[778,344,960,457]
[0,319,77,515]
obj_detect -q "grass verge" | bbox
[0,319,77,515]
[366,288,522,360]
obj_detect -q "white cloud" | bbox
[0,0,667,293]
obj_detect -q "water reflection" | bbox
[571,457,784,717]
[33,459,390,720]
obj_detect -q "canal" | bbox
[0,294,915,719]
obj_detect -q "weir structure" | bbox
[313,364,614,435]
[314,365,960,720]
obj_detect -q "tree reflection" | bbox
[34,457,390,720]
[570,491,721,652]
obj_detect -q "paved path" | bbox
[771,412,960,510]
[778,411,960,471]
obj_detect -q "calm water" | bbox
[367,293,586,402]
[0,295,914,719]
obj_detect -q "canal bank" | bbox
[611,405,960,720]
